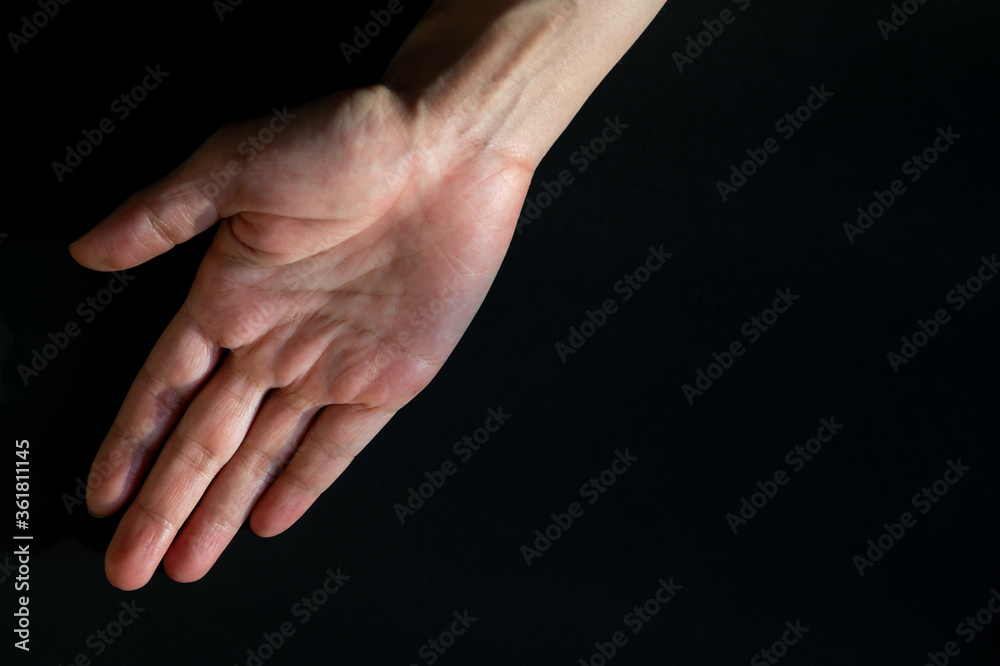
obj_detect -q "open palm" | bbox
[72,85,532,590]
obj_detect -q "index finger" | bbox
[87,307,220,518]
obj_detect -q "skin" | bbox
[71,0,666,590]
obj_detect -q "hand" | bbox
[71,85,532,590]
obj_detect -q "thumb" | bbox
[69,137,232,272]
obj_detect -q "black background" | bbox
[2,0,999,664]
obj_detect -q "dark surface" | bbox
[2,0,999,664]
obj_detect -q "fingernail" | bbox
[88,508,105,518]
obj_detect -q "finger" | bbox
[104,359,267,590]
[69,135,232,272]
[161,392,320,583]
[87,307,220,518]
[249,404,394,538]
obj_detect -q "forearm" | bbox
[382,0,666,170]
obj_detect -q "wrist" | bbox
[379,2,564,173]
[380,0,664,171]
